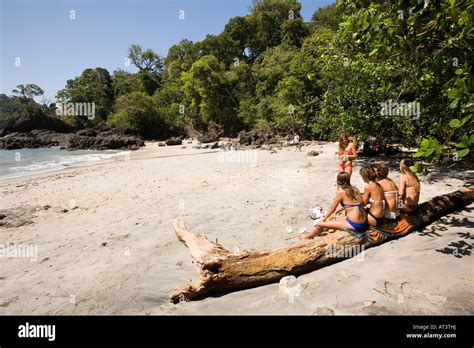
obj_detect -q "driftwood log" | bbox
[170,187,474,303]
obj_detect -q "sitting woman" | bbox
[338,134,357,177]
[373,162,400,219]
[360,164,386,226]
[398,159,420,212]
[299,172,368,240]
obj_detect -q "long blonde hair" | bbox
[338,133,350,153]
[400,159,420,192]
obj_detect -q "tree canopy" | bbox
[7,0,472,163]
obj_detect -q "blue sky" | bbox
[0,0,334,101]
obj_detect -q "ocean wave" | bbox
[0,149,131,180]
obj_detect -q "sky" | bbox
[0,0,334,101]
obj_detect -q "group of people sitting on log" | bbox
[300,134,420,240]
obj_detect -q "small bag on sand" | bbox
[308,207,326,225]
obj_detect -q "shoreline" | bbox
[0,147,133,183]
[3,139,471,184]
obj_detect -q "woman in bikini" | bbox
[373,162,400,219]
[338,134,357,177]
[299,171,368,239]
[398,159,420,212]
[360,164,386,226]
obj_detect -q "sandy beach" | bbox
[0,142,472,315]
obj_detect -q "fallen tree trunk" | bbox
[170,187,474,303]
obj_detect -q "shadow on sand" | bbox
[416,206,473,258]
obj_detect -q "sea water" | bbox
[0,147,130,179]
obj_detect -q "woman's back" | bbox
[402,174,420,205]
[340,189,366,224]
[365,182,385,216]
[378,178,398,213]
[367,182,385,200]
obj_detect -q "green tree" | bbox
[56,67,114,126]
[181,55,242,134]
[323,0,473,164]
[311,3,341,31]
[108,91,161,137]
[128,44,163,74]
[152,82,186,136]
[128,45,164,95]
[227,0,306,60]
[12,84,44,99]
[163,39,199,82]
[111,69,141,97]
[196,33,243,67]
[252,44,296,123]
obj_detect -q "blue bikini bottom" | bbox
[346,217,369,231]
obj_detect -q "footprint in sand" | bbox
[373,280,414,304]
[109,234,131,241]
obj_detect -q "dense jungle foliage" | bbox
[2,0,472,165]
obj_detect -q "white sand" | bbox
[0,142,472,314]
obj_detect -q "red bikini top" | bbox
[340,148,354,155]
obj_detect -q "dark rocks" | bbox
[197,123,223,143]
[210,142,219,149]
[361,137,402,156]
[0,205,36,228]
[70,127,144,150]
[237,128,279,147]
[0,131,63,149]
[0,127,145,151]
[220,141,238,150]
[307,150,319,156]
[165,137,183,146]
[197,133,221,144]
[239,136,251,145]
[5,114,72,134]
[76,128,100,137]
[158,142,166,147]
